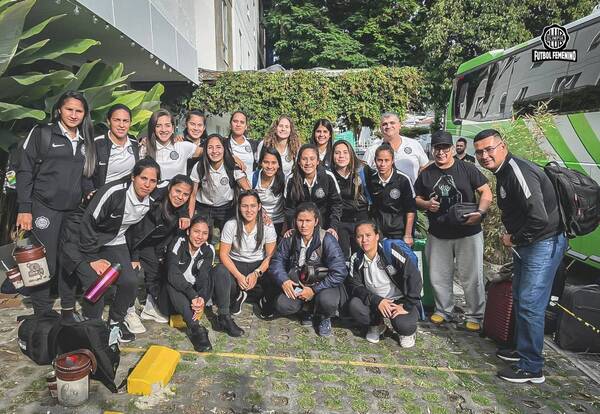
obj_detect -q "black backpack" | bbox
[17,311,61,365]
[544,162,600,238]
[5,124,53,190]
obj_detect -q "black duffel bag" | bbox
[554,284,600,353]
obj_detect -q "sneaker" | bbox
[140,296,168,323]
[300,312,313,327]
[109,320,135,343]
[399,333,416,348]
[317,318,332,337]
[497,365,545,384]
[430,314,445,325]
[124,311,146,334]
[187,326,212,352]
[217,314,245,337]
[496,349,520,362]
[230,290,248,316]
[465,321,481,332]
[257,297,274,320]
[365,324,386,344]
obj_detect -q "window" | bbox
[499,93,507,114]
[222,0,229,63]
[588,31,600,52]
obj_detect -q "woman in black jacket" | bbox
[347,220,422,347]
[284,144,342,238]
[16,91,96,316]
[330,140,370,259]
[70,158,160,342]
[166,216,214,352]
[183,110,208,174]
[125,175,194,333]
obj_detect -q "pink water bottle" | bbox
[84,263,122,303]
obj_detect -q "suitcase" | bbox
[554,284,600,352]
[483,280,514,345]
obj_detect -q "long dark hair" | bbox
[132,157,161,181]
[311,118,334,158]
[161,174,193,221]
[234,190,264,252]
[228,110,248,139]
[257,146,285,196]
[146,109,175,159]
[331,139,365,202]
[188,215,212,248]
[289,143,319,203]
[184,109,208,143]
[195,133,239,188]
[51,91,96,177]
[294,202,321,232]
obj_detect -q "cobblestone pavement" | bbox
[0,300,599,414]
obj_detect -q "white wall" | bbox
[232,0,260,70]
[194,0,218,70]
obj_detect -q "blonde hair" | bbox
[262,115,300,161]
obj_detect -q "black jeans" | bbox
[337,220,362,260]
[138,245,165,301]
[347,296,418,336]
[76,245,138,322]
[274,284,347,319]
[212,259,277,315]
[196,202,234,235]
[167,275,211,328]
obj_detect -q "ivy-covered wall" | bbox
[188,67,423,141]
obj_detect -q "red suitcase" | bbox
[483,280,515,344]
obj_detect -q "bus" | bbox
[445,8,600,272]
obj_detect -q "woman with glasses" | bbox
[211,190,278,336]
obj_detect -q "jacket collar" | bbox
[493,152,512,176]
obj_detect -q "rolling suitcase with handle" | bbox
[483,280,514,345]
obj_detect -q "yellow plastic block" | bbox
[104,412,123,414]
[169,314,187,329]
[127,345,181,395]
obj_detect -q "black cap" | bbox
[431,131,453,147]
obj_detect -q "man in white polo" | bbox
[363,112,429,184]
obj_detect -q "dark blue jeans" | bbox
[512,233,567,372]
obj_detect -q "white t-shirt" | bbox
[229,136,255,177]
[106,185,151,246]
[362,254,403,300]
[221,219,277,263]
[254,170,285,224]
[154,140,196,184]
[190,161,246,206]
[363,136,428,184]
[103,135,136,184]
[256,140,295,178]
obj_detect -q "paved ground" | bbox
[0,295,599,414]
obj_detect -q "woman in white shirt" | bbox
[143,109,202,190]
[225,111,258,176]
[256,115,300,177]
[310,119,334,170]
[211,190,278,337]
[189,134,250,232]
[251,146,286,237]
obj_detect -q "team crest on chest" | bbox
[390,188,401,199]
[220,176,229,186]
[404,147,412,154]
[245,145,252,153]
[169,150,179,160]
[315,188,325,198]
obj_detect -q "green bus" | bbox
[445,8,600,271]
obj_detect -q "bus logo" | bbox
[532,24,577,62]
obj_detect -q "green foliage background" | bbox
[190,67,422,141]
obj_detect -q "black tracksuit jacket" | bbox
[167,237,215,302]
[494,153,562,245]
[332,168,370,222]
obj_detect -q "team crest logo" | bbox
[220,176,229,186]
[390,188,401,199]
[404,147,412,154]
[309,251,320,261]
[532,24,577,63]
[315,188,325,198]
[245,145,252,153]
[80,145,86,156]
[169,150,179,160]
[35,216,50,230]
[499,185,506,199]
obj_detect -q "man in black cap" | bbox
[414,131,492,331]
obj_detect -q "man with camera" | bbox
[268,202,348,336]
[346,221,423,347]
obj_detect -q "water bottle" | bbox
[83,263,122,303]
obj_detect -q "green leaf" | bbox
[14,38,49,59]
[93,90,146,113]
[20,14,65,40]
[0,101,45,121]
[0,70,75,102]
[10,38,100,67]
[43,59,102,113]
[0,0,36,76]
[0,127,20,151]
[81,73,131,108]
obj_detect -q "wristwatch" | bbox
[476,209,487,218]
[254,269,263,278]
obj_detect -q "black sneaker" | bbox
[217,314,245,337]
[187,326,212,352]
[496,348,520,362]
[109,320,135,343]
[497,365,545,384]
[256,297,275,320]
[230,291,248,316]
[300,312,313,327]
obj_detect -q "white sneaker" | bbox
[124,311,146,334]
[399,332,416,348]
[365,324,386,343]
[140,295,168,323]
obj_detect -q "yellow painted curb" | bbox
[127,345,181,395]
